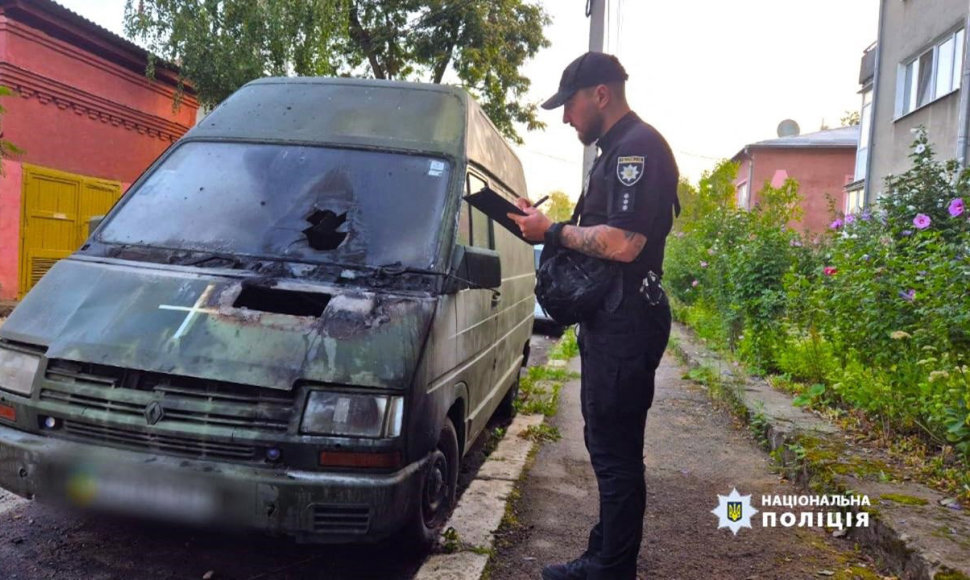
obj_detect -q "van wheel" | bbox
[403,417,459,548]
[496,375,518,420]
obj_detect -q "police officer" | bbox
[508,52,679,580]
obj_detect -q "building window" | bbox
[736,181,749,209]
[898,28,965,117]
[854,89,872,182]
[845,188,865,214]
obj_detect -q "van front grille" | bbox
[59,419,257,461]
[310,504,371,534]
[42,360,294,434]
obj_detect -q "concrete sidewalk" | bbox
[488,349,886,579]
[670,322,970,580]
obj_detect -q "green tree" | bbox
[541,190,573,222]
[123,0,549,143]
[124,0,345,109]
[0,86,23,176]
[840,110,860,127]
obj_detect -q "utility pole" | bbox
[583,0,607,183]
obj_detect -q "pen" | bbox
[532,195,550,208]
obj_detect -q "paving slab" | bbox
[444,478,516,550]
[476,413,543,481]
[413,553,488,580]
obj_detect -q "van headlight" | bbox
[0,348,41,396]
[301,392,403,438]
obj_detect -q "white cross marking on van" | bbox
[158,284,219,342]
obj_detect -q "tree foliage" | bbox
[124,0,344,109]
[840,110,860,127]
[0,86,23,176]
[668,129,970,477]
[123,0,550,142]
[541,190,573,222]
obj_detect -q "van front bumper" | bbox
[0,423,426,543]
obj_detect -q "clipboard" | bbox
[464,187,532,243]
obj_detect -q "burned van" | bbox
[0,78,535,544]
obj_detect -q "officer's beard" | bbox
[577,114,605,146]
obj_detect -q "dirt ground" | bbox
[489,353,889,580]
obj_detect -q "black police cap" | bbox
[541,52,629,110]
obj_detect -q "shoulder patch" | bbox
[616,155,645,186]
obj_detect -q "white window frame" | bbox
[845,188,864,215]
[896,27,965,118]
[854,89,872,182]
[736,181,750,210]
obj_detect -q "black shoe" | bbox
[541,558,587,580]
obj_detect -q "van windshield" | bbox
[99,142,452,269]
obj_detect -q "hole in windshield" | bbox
[303,208,349,250]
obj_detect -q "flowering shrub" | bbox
[668,128,970,465]
[667,160,803,369]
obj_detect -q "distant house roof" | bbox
[732,126,859,161]
[0,0,193,92]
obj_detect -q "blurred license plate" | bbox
[66,468,217,522]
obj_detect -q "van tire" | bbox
[496,375,518,420]
[403,417,459,548]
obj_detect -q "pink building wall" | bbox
[0,161,22,299]
[0,0,197,299]
[734,148,855,236]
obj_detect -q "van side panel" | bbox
[485,218,535,422]
[453,283,499,443]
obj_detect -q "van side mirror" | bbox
[445,245,502,293]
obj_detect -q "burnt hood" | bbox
[1,259,435,391]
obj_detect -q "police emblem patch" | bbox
[616,155,645,186]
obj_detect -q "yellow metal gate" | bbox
[19,165,122,297]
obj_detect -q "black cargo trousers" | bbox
[577,288,671,580]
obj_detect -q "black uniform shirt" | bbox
[576,112,679,280]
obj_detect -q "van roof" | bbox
[186,77,527,197]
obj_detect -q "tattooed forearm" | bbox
[625,229,648,256]
[560,225,647,262]
[561,225,611,258]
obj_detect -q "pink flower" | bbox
[707,248,715,256]
[823,266,837,276]
[845,214,856,224]
[691,280,699,287]
[913,213,931,229]
[830,218,843,229]
[700,261,708,268]
[949,198,964,217]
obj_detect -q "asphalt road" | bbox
[0,332,558,580]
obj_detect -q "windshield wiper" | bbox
[177,253,243,269]
[372,262,500,298]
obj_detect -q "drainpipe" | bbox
[746,147,754,210]
[863,0,887,206]
[957,12,970,167]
